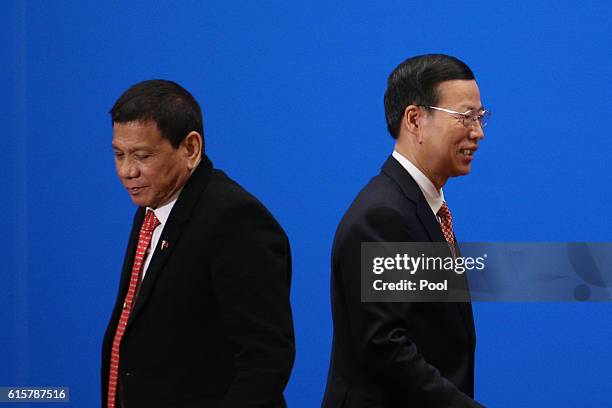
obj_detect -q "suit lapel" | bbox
[382,156,446,243]
[382,155,476,344]
[126,156,214,328]
[416,198,446,243]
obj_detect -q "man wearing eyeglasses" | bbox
[322,54,488,407]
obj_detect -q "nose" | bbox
[116,157,139,179]
[469,121,485,141]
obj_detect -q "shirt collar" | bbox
[392,150,445,215]
[147,196,178,226]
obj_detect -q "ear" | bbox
[181,131,203,170]
[401,104,425,143]
[402,104,421,133]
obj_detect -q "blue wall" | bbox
[3,1,612,406]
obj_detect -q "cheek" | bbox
[145,165,173,189]
[134,165,159,189]
[448,132,466,151]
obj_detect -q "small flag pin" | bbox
[161,240,169,251]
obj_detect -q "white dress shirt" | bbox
[392,150,445,221]
[142,198,177,280]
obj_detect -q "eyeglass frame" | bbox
[419,105,491,128]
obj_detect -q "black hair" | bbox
[383,54,474,139]
[110,79,204,149]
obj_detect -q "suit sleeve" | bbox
[336,205,485,408]
[209,198,295,408]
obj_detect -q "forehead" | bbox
[435,80,482,110]
[112,120,164,148]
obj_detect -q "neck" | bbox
[394,142,446,191]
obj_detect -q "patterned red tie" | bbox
[107,209,160,408]
[438,202,457,258]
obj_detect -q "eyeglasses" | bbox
[421,105,491,128]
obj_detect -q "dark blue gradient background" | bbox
[3,1,612,406]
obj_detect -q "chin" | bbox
[129,195,151,208]
[452,166,471,177]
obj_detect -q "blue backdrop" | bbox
[3,1,612,406]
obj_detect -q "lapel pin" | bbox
[161,240,169,251]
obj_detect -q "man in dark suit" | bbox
[322,54,490,407]
[102,80,295,408]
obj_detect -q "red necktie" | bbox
[437,202,457,258]
[107,209,160,408]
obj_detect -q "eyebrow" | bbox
[111,144,154,152]
[463,105,485,112]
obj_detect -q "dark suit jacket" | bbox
[322,156,484,408]
[102,156,295,408]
